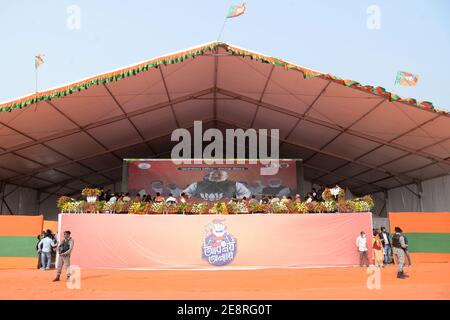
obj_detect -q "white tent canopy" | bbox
[0,41,449,209]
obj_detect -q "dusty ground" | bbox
[1,253,449,300]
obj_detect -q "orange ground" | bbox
[1,253,449,300]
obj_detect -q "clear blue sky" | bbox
[1,0,449,110]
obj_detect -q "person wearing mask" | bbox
[380,227,392,265]
[53,230,74,282]
[392,227,408,279]
[356,231,370,268]
[37,231,57,270]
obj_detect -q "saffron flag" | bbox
[227,2,246,18]
[395,71,419,86]
[35,54,45,69]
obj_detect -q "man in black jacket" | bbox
[380,227,392,265]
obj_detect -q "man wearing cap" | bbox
[392,227,408,279]
[53,230,74,282]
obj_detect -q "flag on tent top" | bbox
[395,70,419,86]
[227,2,246,18]
[35,54,45,69]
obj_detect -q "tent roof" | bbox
[0,41,449,197]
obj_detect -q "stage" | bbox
[59,212,373,269]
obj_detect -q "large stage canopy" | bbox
[0,41,449,200]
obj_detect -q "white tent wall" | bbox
[0,183,38,216]
[371,192,387,217]
[39,193,59,221]
[421,174,450,211]
[387,174,450,212]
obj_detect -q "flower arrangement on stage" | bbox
[323,200,337,212]
[337,200,354,213]
[165,203,178,214]
[57,188,375,215]
[129,202,145,214]
[190,202,209,214]
[177,202,188,214]
[322,186,346,202]
[81,188,102,197]
[149,202,165,214]
[271,201,289,214]
[227,201,249,214]
[210,202,228,214]
[57,196,72,211]
[292,202,309,214]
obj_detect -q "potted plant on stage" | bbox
[337,200,354,213]
[129,202,144,214]
[177,202,188,214]
[81,188,101,203]
[210,202,228,215]
[57,196,72,213]
[292,202,308,214]
[190,202,209,215]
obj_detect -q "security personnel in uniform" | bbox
[392,227,408,279]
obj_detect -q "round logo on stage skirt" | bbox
[202,219,237,266]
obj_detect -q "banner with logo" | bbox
[60,213,373,269]
[124,159,300,201]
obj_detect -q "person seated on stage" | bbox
[270,195,280,203]
[311,188,319,201]
[153,192,165,203]
[122,193,131,202]
[133,193,142,202]
[108,193,118,204]
[305,192,314,203]
[165,193,178,205]
[248,195,259,205]
[294,194,302,203]
[143,194,152,202]
[178,192,187,204]
[261,195,270,204]
[240,196,248,204]
[281,195,291,204]
[104,189,112,202]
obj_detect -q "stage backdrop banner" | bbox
[124,159,299,201]
[59,213,373,269]
[0,215,43,268]
[389,212,450,253]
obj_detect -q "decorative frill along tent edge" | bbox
[0,41,444,114]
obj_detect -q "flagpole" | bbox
[34,65,38,111]
[217,17,228,41]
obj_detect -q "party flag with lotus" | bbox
[35,54,45,69]
[395,70,419,86]
[227,2,246,18]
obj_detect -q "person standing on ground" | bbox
[403,233,412,267]
[372,230,384,268]
[380,227,392,265]
[356,231,370,268]
[392,227,408,279]
[38,231,57,270]
[53,230,74,282]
